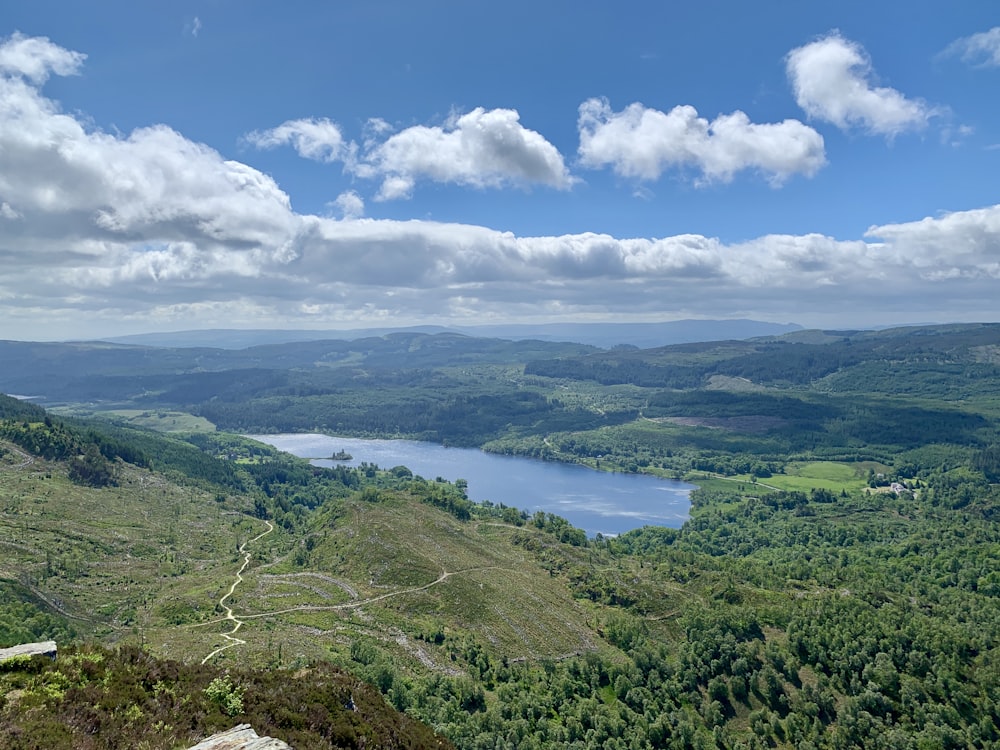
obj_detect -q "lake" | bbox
[248,433,694,537]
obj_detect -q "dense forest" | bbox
[1,325,999,747]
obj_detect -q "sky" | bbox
[1,1,999,341]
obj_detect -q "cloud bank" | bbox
[1,32,999,338]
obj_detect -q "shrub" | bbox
[203,675,244,717]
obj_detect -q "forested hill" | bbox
[525,322,1000,396]
[4,323,1000,405]
[4,323,1000,457]
[0,332,595,403]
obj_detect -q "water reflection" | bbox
[250,433,693,537]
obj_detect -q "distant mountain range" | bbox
[102,319,803,350]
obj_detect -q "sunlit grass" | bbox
[105,409,216,433]
[712,461,869,493]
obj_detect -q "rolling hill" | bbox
[1,324,999,747]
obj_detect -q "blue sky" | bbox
[1,2,999,339]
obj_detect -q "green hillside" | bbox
[1,390,998,747]
[6,324,1000,464]
[3,321,1000,747]
[0,645,450,749]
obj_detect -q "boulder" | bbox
[188,724,291,750]
[0,640,57,663]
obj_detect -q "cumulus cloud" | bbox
[246,108,574,200]
[331,190,364,219]
[787,33,934,136]
[3,33,1000,338]
[577,98,826,185]
[943,27,1000,68]
[0,34,298,289]
[372,175,413,202]
[865,205,1000,278]
[362,107,576,199]
[245,118,352,164]
[0,31,86,83]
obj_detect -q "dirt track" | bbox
[200,519,274,665]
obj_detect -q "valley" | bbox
[1,324,998,748]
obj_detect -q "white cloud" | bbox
[362,107,576,199]
[248,108,573,200]
[944,27,1000,68]
[865,204,1000,277]
[245,118,350,163]
[3,33,1000,338]
[786,33,934,137]
[577,98,825,185]
[375,175,414,202]
[0,31,85,83]
[184,17,203,38]
[331,190,364,219]
[363,117,393,142]
[0,34,298,290]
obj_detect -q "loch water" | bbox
[249,433,694,537]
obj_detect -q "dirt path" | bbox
[702,472,782,491]
[24,582,98,624]
[200,519,274,665]
[193,553,512,655]
[228,565,509,622]
[3,444,35,470]
[260,571,359,600]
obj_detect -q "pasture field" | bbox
[748,461,869,493]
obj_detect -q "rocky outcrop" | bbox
[0,640,57,663]
[188,724,291,750]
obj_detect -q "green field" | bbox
[725,461,871,493]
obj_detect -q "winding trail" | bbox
[191,565,509,631]
[238,565,507,620]
[5,444,36,470]
[200,519,274,665]
[702,472,782,491]
[260,571,359,600]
